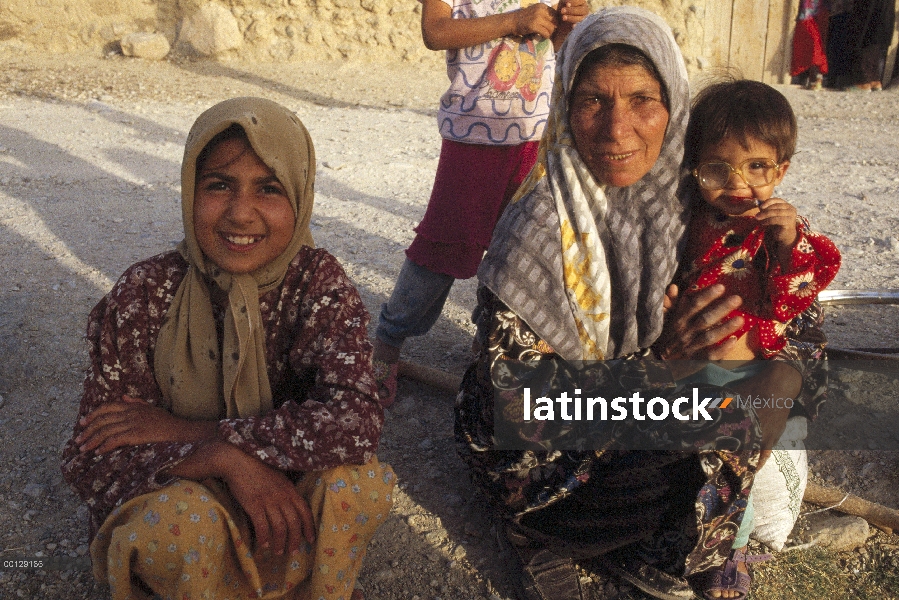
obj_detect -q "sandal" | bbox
[695,549,771,600]
[501,525,585,600]
[518,547,585,600]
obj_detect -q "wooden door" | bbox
[884,0,899,86]
[702,0,800,84]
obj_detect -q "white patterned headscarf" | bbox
[479,7,691,361]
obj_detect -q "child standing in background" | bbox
[372,0,588,405]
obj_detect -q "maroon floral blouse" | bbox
[61,247,383,536]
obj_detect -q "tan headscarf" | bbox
[154,97,316,420]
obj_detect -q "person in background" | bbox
[825,0,857,88]
[847,0,896,90]
[791,0,830,90]
[371,0,588,406]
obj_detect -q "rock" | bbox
[178,3,242,56]
[407,514,427,532]
[424,529,447,544]
[808,515,871,551]
[75,505,89,521]
[23,483,47,498]
[120,32,170,60]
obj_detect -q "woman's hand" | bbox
[75,395,218,454]
[658,283,745,361]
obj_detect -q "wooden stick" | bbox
[803,481,899,534]
[397,360,463,394]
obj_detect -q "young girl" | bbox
[61,97,393,600]
[680,79,841,362]
[371,0,588,405]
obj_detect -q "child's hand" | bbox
[755,197,798,248]
[550,0,588,48]
[557,0,589,25]
[512,2,559,39]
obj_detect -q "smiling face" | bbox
[569,62,670,188]
[193,136,296,275]
[696,135,790,217]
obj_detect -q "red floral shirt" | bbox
[61,247,383,536]
[680,208,841,357]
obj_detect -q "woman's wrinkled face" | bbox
[193,137,296,274]
[569,62,669,187]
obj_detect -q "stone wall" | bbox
[1,0,709,73]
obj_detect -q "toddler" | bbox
[680,79,841,360]
[678,78,840,600]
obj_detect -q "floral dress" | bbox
[61,247,393,600]
[455,287,828,577]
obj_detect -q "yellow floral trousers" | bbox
[91,458,395,600]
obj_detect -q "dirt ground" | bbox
[0,49,898,599]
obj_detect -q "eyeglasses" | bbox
[692,159,782,191]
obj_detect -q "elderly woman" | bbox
[456,8,824,600]
[61,98,393,600]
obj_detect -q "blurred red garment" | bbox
[791,0,830,77]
